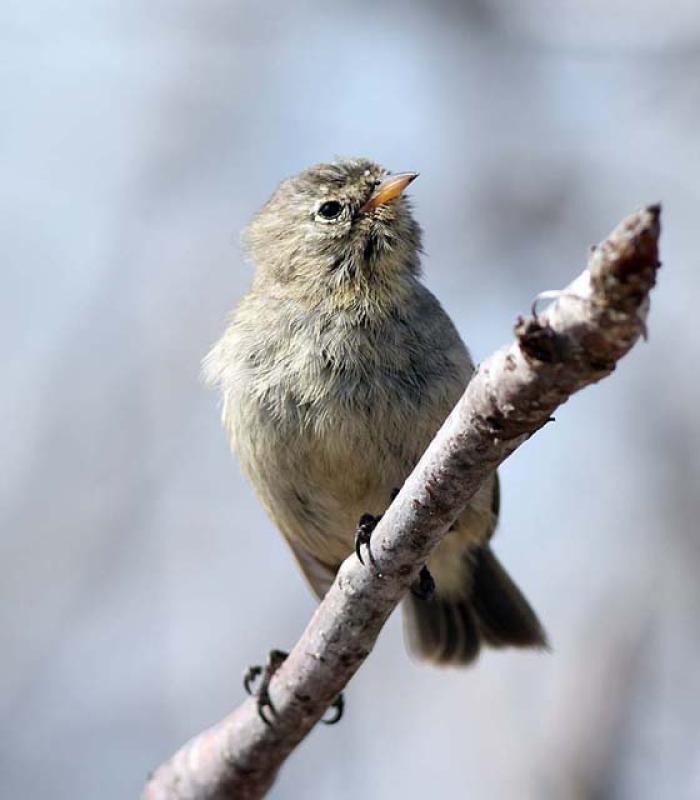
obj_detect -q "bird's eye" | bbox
[317,200,343,220]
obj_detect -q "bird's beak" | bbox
[359,172,419,214]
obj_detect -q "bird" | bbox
[204,158,547,674]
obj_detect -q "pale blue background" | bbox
[2,2,700,798]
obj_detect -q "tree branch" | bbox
[144,206,661,800]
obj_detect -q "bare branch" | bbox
[143,206,661,800]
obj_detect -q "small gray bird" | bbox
[204,158,547,666]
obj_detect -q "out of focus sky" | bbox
[2,2,700,798]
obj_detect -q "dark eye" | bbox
[318,200,342,220]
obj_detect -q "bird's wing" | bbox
[491,471,500,521]
[285,538,337,600]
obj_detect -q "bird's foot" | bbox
[244,648,288,725]
[355,489,402,567]
[411,565,436,601]
[355,513,381,566]
[243,649,345,726]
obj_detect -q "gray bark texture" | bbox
[143,206,661,800]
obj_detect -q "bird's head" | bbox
[244,159,422,310]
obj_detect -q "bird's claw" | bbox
[243,664,263,696]
[412,565,436,601]
[355,489,402,566]
[355,512,380,566]
[243,649,288,726]
[322,693,345,725]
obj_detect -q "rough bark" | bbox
[143,206,661,800]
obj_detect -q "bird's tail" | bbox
[402,545,548,665]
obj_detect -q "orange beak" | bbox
[359,172,419,214]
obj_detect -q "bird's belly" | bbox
[235,390,433,568]
[288,418,417,564]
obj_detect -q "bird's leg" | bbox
[243,649,345,726]
[411,565,436,600]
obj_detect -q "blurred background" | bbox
[2,1,699,798]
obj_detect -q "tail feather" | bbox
[403,594,481,665]
[471,547,548,649]
[403,545,547,666]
